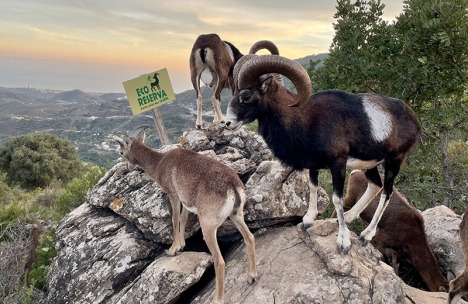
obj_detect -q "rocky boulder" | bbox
[422,205,465,277]
[46,125,465,304]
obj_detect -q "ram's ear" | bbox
[261,75,273,93]
[129,125,149,143]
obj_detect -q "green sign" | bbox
[122,68,176,115]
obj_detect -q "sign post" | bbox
[122,68,175,146]
[151,108,170,145]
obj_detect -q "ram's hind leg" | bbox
[229,207,257,284]
[301,170,319,230]
[211,81,226,124]
[359,160,401,246]
[344,167,381,223]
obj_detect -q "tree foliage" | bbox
[308,0,468,211]
[0,133,84,190]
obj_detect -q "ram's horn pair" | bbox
[234,54,312,106]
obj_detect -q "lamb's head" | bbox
[113,125,149,170]
[26,219,53,233]
[225,55,312,131]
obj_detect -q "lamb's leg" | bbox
[201,222,225,304]
[24,266,30,286]
[229,208,257,284]
[167,196,183,256]
[178,206,189,250]
[301,170,319,230]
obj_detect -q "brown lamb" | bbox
[342,170,448,292]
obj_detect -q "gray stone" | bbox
[422,205,465,277]
[109,252,213,304]
[191,225,405,304]
[87,163,199,244]
[46,203,159,304]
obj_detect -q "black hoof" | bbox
[301,222,311,231]
[358,235,369,246]
[336,244,350,255]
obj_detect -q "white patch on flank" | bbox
[218,191,235,219]
[224,42,235,62]
[362,96,392,142]
[346,158,383,170]
[183,204,198,214]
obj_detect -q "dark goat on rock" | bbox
[189,34,281,129]
[225,54,421,254]
[340,170,448,291]
[189,33,243,129]
[448,208,468,303]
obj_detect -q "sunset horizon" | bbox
[0,0,404,94]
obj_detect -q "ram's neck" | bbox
[258,94,311,170]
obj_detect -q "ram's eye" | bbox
[120,152,123,155]
[240,95,252,103]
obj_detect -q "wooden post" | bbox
[151,108,170,146]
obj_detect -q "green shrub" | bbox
[27,228,56,291]
[56,165,106,216]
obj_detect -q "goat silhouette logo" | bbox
[123,68,175,115]
[148,73,161,91]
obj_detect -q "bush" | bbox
[0,133,84,190]
[56,165,106,216]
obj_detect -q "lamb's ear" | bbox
[129,125,149,142]
[113,135,126,148]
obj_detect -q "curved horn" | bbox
[249,40,280,55]
[129,125,149,141]
[238,55,312,106]
[233,54,257,89]
[249,41,284,87]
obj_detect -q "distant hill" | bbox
[0,53,327,169]
[48,89,102,104]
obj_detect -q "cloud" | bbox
[0,0,404,93]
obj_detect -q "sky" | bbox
[0,0,404,94]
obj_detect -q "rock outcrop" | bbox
[46,125,465,304]
[422,206,466,277]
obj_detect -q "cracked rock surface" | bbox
[46,125,465,304]
[192,225,405,304]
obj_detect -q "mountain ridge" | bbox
[0,53,327,168]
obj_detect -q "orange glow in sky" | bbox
[0,0,404,93]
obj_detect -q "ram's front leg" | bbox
[167,195,183,256]
[301,170,319,230]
